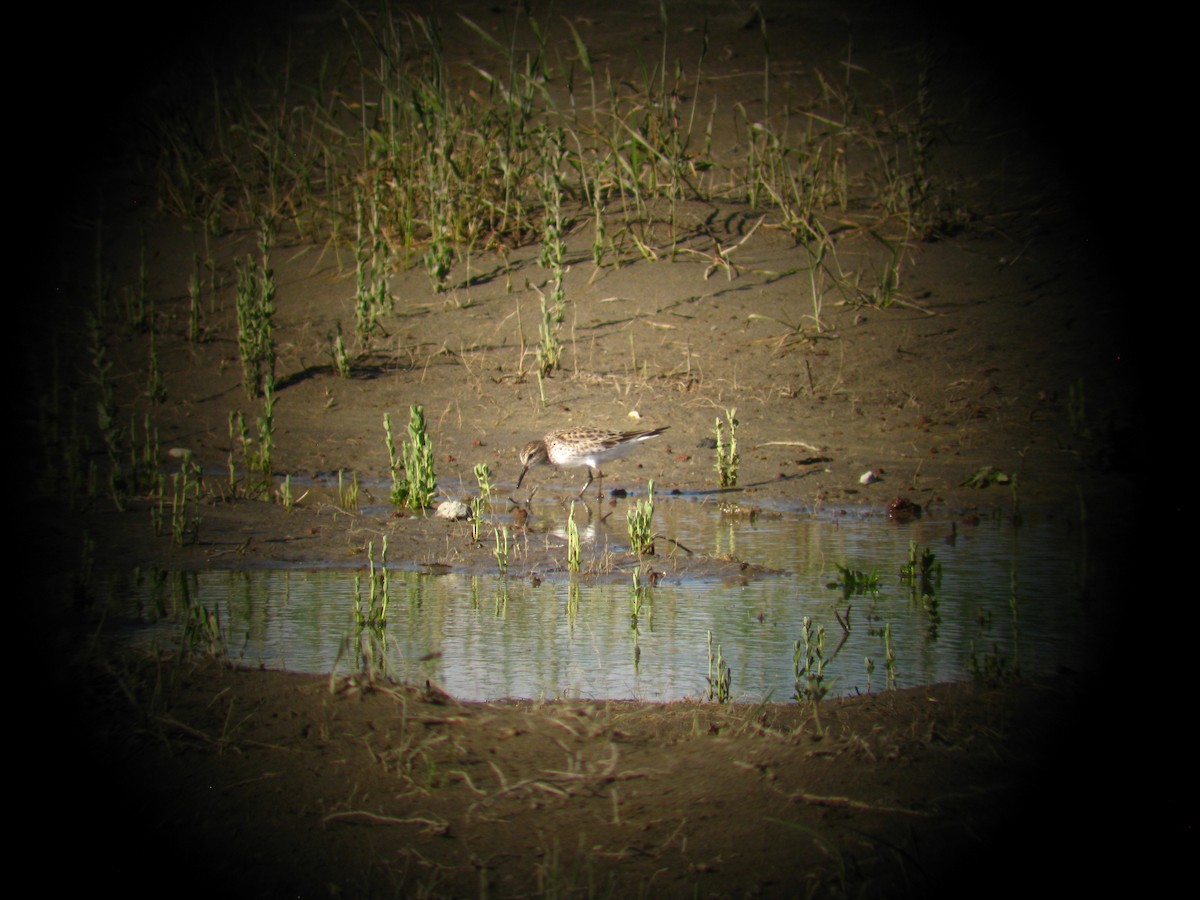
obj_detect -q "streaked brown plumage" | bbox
[517,426,668,498]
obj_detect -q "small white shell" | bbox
[859,470,880,485]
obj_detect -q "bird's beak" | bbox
[517,465,529,489]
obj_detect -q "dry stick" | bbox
[544,741,621,781]
[884,293,938,315]
[502,780,571,800]
[323,811,450,833]
[208,765,280,792]
[680,214,767,279]
[447,769,489,796]
[717,214,766,261]
[787,791,928,816]
[482,747,643,808]
[661,817,690,851]
[662,536,695,555]
[761,440,823,452]
[546,716,583,738]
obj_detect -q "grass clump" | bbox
[148,5,949,319]
[234,230,276,401]
[714,409,739,488]
[832,563,879,599]
[353,537,391,629]
[385,405,437,510]
[227,382,275,500]
[473,463,494,499]
[327,322,353,378]
[337,469,359,510]
[494,525,510,574]
[899,541,942,599]
[627,480,656,556]
[706,630,732,703]
[566,502,581,572]
[793,616,830,735]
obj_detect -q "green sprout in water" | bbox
[355,537,390,629]
[179,572,223,659]
[968,640,1016,685]
[884,622,897,690]
[706,630,732,703]
[627,480,656,555]
[793,616,831,735]
[832,563,879,598]
[567,502,581,572]
[900,541,943,630]
[715,408,739,487]
[469,496,484,545]
[630,566,647,628]
[494,525,510,574]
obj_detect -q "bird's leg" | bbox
[576,467,594,500]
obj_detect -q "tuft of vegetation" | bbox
[337,469,359,510]
[706,630,732,703]
[630,566,648,629]
[883,622,897,690]
[234,227,276,400]
[627,480,656,555]
[714,409,739,488]
[832,563,879,598]
[961,466,1011,489]
[493,525,510,574]
[566,502,581,572]
[385,405,437,510]
[143,6,948,345]
[793,617,831,735]
[179,572,224,659]
[352,537,391,630]
[228,380,276,500]
[968,640,1016,685]
[327,322,353,378]
[473,463,494,499]
[900,540,942,609]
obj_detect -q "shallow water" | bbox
[106,497,1090,702]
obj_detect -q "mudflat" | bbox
[27,1,1157,897]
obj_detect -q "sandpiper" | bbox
[517,426,668,498]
